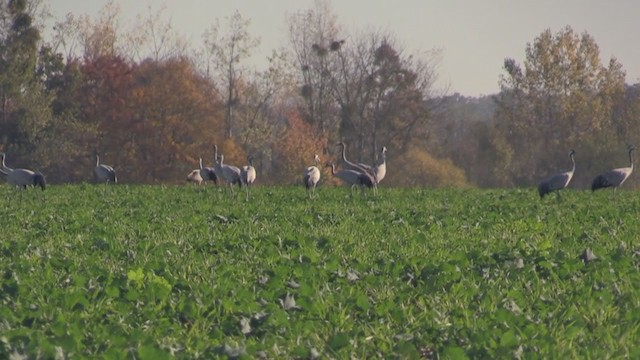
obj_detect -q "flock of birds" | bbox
[187,142,387,198]
[537,145,636,198]
[0,141,387,198]
[1,142,635,199]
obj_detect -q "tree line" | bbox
[1,0,639,188]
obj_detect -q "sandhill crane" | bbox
[199,158,218,185]
[304,154,321,198]
[216,154,242,192]
[326,163,374,195]
[538,149,576,199]
[592,145,635,194]
[0,153,45,191]
[241,155,257,200]
[95,154,117,184]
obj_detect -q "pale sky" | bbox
[49,0,640,97]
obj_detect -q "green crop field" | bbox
[1,185,639,359]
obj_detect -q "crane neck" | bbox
[569,152,575,173]
[340,143,348,163]
[96,155,100,166]
[629,148,635,170]
[199,158,203,169]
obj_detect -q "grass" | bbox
[1,184,639,359]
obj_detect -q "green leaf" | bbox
[442,345,469,360]
[127,268,145,286]
[355,293,370,311]
[328,333,350,351]
[499,330,518,347]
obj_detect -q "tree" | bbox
[287,0,341,136]
[234,51,295,177]
[273,111,328,184]
[386,146,468,187]
[203,10,260,139]
[0,0,54,164]
[127,4,189,62]
[117,58,224,183]
[495,26,626,187]
[334,34,439,162]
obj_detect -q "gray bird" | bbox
[0,153,45,190]
[95,154,117,184]
[592,145,635,193]
[337,141,374,174]
[326,163,374,193]
[304,154,321,197]
[538,149,576,198]
[216,154,242,191]
[0,168,46,191]
[199,157,218,185]
[337,141,383,191]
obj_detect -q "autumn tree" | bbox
[273,111,328,184]
[119,58,223,183]
[386,146,469,188]
[495,26,626,187]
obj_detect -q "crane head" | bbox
[34,173,46,191]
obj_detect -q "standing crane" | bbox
[304,154,321,198]
[199,158,218,185]
[0,153,46,191]
[326,163,374,195]
[337,141,386,189]
[216,154,242,192]
[95,154,117,184]
[537,149,576,199]
[241,155,257,200]
[592,145,635,194]
[373,146,387,184]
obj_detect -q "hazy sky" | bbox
[49,0,640,97]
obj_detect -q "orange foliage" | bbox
[79,56,225,183]
[273,111,328,184]
[217,138,247,168]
